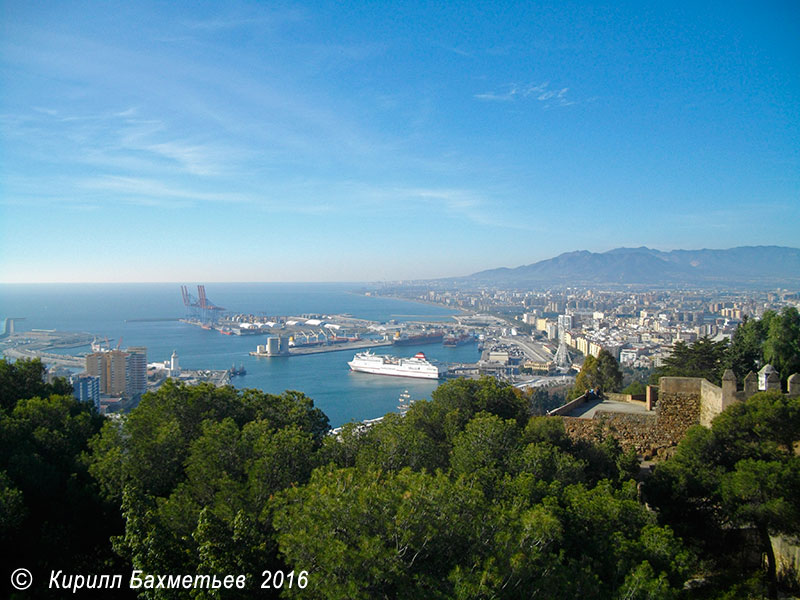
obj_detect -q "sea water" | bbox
[0,283,481,426]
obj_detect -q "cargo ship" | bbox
[392,330,444,346]
[348,351,444,379]
[442,333,476,347]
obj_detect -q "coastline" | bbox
[349,289,469,318]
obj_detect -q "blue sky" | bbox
[1,1,798,282]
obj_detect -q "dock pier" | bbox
[250,339,392,357]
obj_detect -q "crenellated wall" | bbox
[559,369,799,458]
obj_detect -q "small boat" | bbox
[397,389,412,411]
[229,364,247,376]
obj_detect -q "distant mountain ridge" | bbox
[454,246,800,287]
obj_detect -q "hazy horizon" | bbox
[2,243,800,284]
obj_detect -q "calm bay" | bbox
[0,283,481,426]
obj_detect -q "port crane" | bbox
[180,285,225,322]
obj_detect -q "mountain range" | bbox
[451,246,800,288]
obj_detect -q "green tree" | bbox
[573,354,598,395]
[573,350,623,395]
[596,349,623,393]
[275,380,691,600]
[724,313,770,380]
[0,394,128,597]
[88,380,329,599]
[0,470,26,539]
[653,337,728,384]
[645,391,800,598]
[622,380,647,396]
[318,421,366,468]
[273,466,690,600]
[0,357,72,411]
[450,412,521,493]
[273,467,484,600]
[431,376,530,426]
[522,415,573,450]
[351,410,448,473]
[763,307,800,383]
[379,377,531,449]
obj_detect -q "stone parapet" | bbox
[606,392,647,405]
[699,379,723,428]
[556,371,800,458]
[646,385,658,411]
[744,371,758,396]
[789,373,800,396]
[547,392,591,416]
[766,371,781,391]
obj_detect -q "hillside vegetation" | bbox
[2,357,798,599]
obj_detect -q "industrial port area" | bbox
[7,280,799,413]
[177,286,571,387]
[1,285,577,414]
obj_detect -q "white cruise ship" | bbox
[348,351,444,380]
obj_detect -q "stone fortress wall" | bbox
[559,369,800,459]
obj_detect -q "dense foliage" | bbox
[0,357,72,410]
[88,379,329,599]
[572,348,624,397]
[84,375,690,599]
[4,352,798,598]
[654,337,729,385]
[276,406,685,599]
[645,391,800,599]
[653,308,800,386]
[0,359,128,599]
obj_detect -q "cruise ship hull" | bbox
[348,351,444,380]
[348,364,441,379]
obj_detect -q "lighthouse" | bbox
[170,350,180,376]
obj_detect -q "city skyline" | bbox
[1,1,799,283]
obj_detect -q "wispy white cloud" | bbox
[183,16,265,31]
[77,175,348,216]
[408,188,537,230]
[8,104,244,178]
[343,183,538,231]
[32,106,59,116]
[141,141,228,176]
[475,81,576,107]
[80,175,249,207]
[437,44,472,57]
[114,107,138,118]
[182,7,306,32]
[473,90,516,102]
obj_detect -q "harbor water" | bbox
[0,283,481,426]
